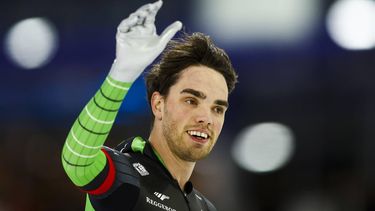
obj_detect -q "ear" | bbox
[150,91,164,121]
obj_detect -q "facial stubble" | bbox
[161,106,215,162]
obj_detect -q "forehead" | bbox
[171,65,228,100]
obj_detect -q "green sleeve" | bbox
[61,76,132,187]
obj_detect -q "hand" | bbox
[109,0,183,82]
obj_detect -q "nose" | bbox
[194,106,213,126]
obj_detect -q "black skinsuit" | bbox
[83,137,217,211]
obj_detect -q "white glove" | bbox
[109,0,183,82]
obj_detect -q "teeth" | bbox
[188,130,208,139]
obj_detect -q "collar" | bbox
[115,136,194,194]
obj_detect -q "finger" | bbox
[134,10,149,25]
[136,0,162,14]
[117,1,162,32]
[159,21,183,46]
[132,7,155,25]
[144,0,163,24]
[119,12,147,32]
[117,14,138,33]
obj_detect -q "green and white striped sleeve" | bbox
[61,76,131,187]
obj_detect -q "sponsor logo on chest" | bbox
[154,192,170,201]
[132,162,149,176]
[146,196,176,211]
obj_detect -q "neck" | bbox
[148,128,195,190]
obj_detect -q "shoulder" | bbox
[102,146,141,183]
[193,189,217,211]
[87,147,142,210]
[81,146,140,195]
[204,197,217,211]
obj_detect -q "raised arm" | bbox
[61,0,182,187]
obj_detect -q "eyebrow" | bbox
[180,88,229,108]
[215,99,229,108]
[180,88,206,99]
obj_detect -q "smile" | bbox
[187,130,210,144]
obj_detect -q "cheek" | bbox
[165,101,187,122]
[213,118,225,133]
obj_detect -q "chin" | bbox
[189,147,213,161]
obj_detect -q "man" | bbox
[61,1,238,210]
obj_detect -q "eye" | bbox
[185,98,197,105]
[213,106,225,114]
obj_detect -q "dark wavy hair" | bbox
[145,32,238,124]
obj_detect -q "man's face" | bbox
[160,65,229,162]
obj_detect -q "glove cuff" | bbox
[108,60,145,83]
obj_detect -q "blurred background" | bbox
[1,0,375,210]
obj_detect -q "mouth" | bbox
[186,130,210,144]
